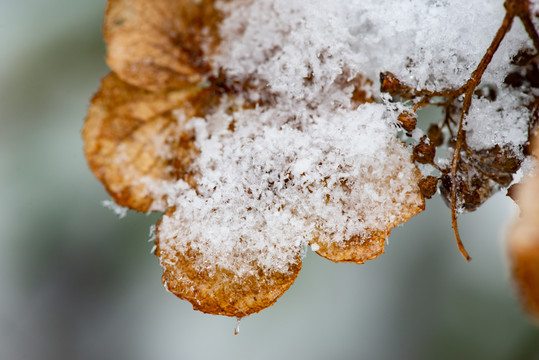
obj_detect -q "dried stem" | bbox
[509,0,539,53]
[380,0,538,260]
[449,8,515,261]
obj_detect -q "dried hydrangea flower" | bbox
[83,0,425,316]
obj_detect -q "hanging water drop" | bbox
[234,317,241,335]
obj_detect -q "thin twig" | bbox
[449,9,515,261]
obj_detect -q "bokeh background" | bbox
[1,1,539,359]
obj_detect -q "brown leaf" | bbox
[82,73,204,212]
[105,0,221,91]
[155,210,302,317]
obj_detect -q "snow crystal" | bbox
[465,87,532,153]
[102,199,128,219]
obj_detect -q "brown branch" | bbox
[449,9,515,261]
[380,0,539,261]
[509,0,539,53]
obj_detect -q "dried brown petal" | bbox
[312,167,425,263]
[508,223,539,323]
[508,138,539,323]
[82,73,203,212]
[343,73,374,106]
[105,0,220,91]
[507,183,521,203]
[471,145,522,175]
[380,71,408,96]
[311,231,387,264]
[155,210,302,317]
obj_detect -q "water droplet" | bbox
[234,317,241,335]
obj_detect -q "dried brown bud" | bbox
[504,72,525,88]
[380,72,403,94]
[397,111,417,132]
[413,136,436,164]
[418,176,439,199]
[439,168,496,213]
[427,124,444,147]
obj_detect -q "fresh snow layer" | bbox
[157,101,421,275]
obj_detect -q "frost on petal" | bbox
[82,73,204,212]
[312,187,424,264]
[152,99,424,278]
[508,139,539,323]
[155,209,302,317]
[465,86,532,155]
[105,0,220,91]
[310,141,425,264]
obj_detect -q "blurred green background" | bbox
[1,1,538,359]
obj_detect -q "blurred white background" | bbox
[1,1,538,359]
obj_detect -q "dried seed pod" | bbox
[512,48,536,66]
[397,111,417,132]
[418,176,439,199]
[439,166,496,213]
[413,136,436,164]
[468,145,521,186]
[380,72,402,94]
[379,71,414,98]
[505,72,525,88]
[427,124,444,147]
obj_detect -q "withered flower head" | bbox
[83,0,424,317]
